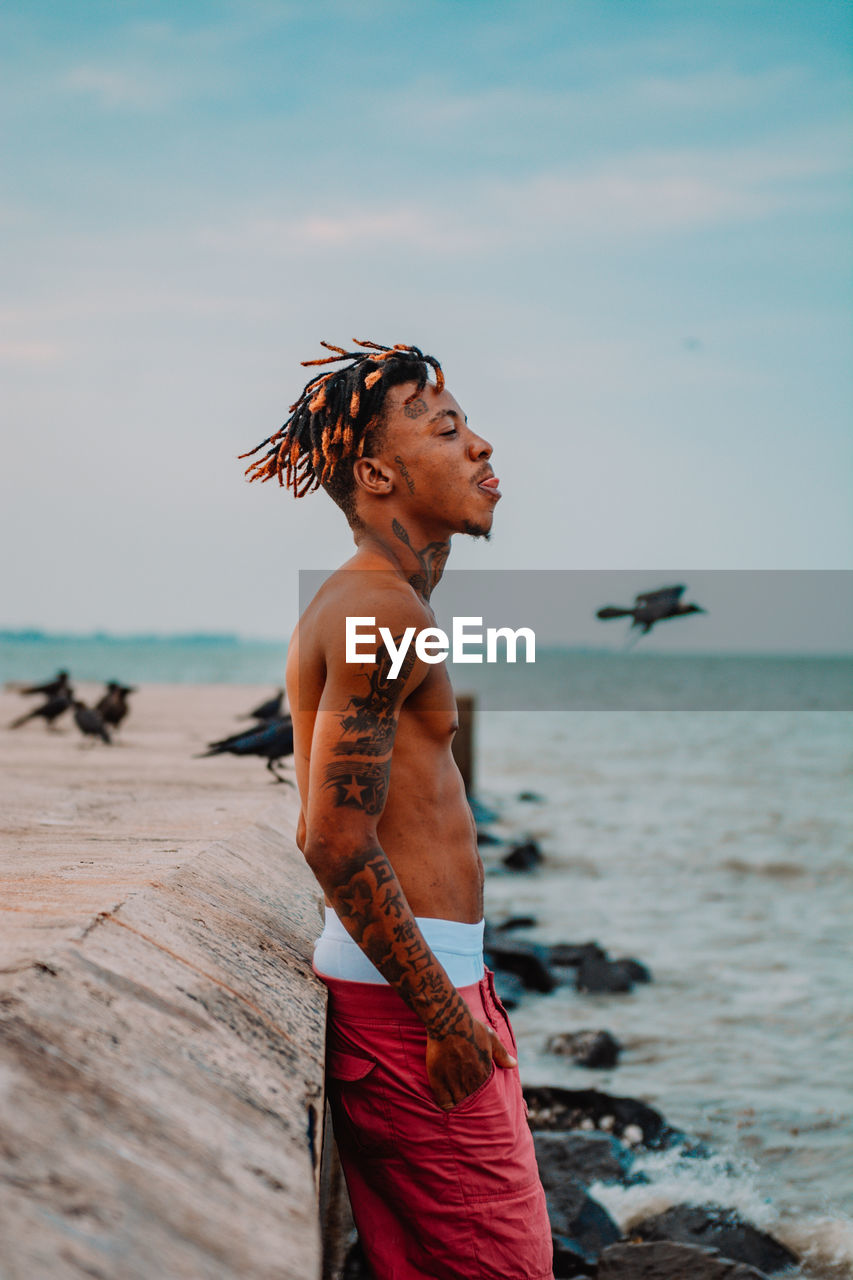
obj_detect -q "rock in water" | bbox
[534,1130,637,1189]
[524,1085,672,1147]
[632,1205,798,1273]
[502,839,544,871]
[597,1241,772,1279]
[484,939,557,993]
[577,953,636,993]
[546,1180,621,1272]
[548,940,607,969]
[547,1029,622,1068]
[615,956,653,983]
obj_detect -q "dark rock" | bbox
[632,1206,798,1274]
[548,941,607,969]
[577,954,635,993]
[547,1179,622,1271]
[502,839,544,871]
[534,1129,637,1189]
[524,1086,672,1148]
[547,1029,622,1068]
[615,956,653,984]
[490,968,525,1009]
[597,1240,771,1279]
[518,790,544,802]
[477,828,503,846]
[496,914,539,932]
[484,940,557,993]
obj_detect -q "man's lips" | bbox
[477,474,501,499]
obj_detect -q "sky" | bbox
[2,0,851,643]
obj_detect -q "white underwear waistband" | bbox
[314,906,485,987]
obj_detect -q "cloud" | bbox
[197,123,850,260]
[61,63,173,111]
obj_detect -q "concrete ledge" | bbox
[0,686,328,1280]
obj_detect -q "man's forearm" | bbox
[307,840,475,1041]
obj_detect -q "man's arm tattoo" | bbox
[326,847,484,1049]
[333,638,414,757]
[322,760,390,814]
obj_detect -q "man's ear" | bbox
[352,456,394,496]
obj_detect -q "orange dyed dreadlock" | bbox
[238,340,445,513]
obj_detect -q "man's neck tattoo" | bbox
[392,519,449,599]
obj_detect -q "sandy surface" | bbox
[0,683,301,973]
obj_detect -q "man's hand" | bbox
[426,1012,517,1111]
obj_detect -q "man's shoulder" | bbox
[296,567,430,674]
[311,566,430,630]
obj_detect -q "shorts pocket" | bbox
[327,1050,376,1082]
[326,1048,396,1158]
[446,1060,498,1116]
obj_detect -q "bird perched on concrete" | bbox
[9,689,74,730]
[239,688,285,722]
[18,670,71,698]
[597,585,706,637]
[197,715,294,782]
[96,682,136,730]
[71,700,112,744]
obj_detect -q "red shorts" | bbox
[320,968,554,1280]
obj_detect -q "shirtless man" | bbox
[241,341,552,1280]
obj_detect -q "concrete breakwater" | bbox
[0,685,327,1280]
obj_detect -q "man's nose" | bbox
[467,430,492,460]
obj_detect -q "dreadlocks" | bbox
[239,339,445,523]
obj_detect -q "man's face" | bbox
[373,380,500,538]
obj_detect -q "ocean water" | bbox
[478,709,852,1279]
[3,634,851,1275]
[0,633,289,687]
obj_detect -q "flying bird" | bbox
[197,715,294,783]
[597,585,706,638]
[9,690,74,730]
[239,688,285,722]
[71,700,112,744]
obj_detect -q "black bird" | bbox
[239,688,285,722]
[197,715,294,782]
[96,682,137,730]
[72,700,112,744]
[597,584,706,637]
[18,670,71,698]
[9,689,74,729]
